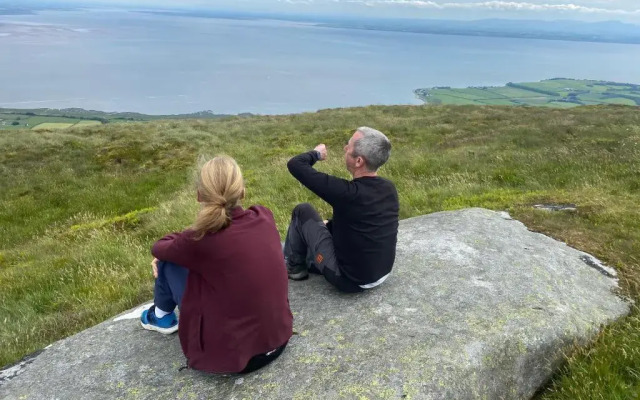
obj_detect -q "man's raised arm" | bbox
[287,144,351,206]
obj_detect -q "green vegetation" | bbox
[0,107,242,131]
[1,105,639,399]
[32,122,76,130]
[0,113,103,130]
[415,79,640,108]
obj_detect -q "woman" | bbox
[140,155,293,374]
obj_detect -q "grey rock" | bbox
[0,350,43,386]
[0,208,629,400]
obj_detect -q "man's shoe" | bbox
[140,305,179,334]
[287,262,309,281]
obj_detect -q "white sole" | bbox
[140,321,179,335]
[288,272,309,280]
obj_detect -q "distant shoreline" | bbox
[140,10,640,46]
[3,7,640,45]
[316,21,640,46]
[1,79,639,131]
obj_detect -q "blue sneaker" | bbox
[140,305,178,334]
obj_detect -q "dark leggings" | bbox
[154,260,188,313]
[239,341,288,374]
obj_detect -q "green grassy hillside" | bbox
[1,105,639,398]
[0,107,238,131]
[415,79,640,107]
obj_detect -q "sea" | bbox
[1,9,639,115]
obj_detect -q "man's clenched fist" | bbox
[314,144,327,161]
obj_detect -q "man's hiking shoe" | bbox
[287,263,309,281]
[140,305,179,334]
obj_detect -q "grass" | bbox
[31,120,104,130]
[72,120,103,128]
[579,95,637,106]
[545,102,578,109]
[27,116,83,125]
[0,113,104,130]
[32,122,75,130]
[1,104,640,399]
[489,87,545,98]
[604,98,637,106]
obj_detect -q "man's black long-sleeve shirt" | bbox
[287,150,399,285]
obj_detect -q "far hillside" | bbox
[0,108,239,130]
[415,79,640,107]
[0,114,103,130]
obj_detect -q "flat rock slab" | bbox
[1,208,629,399]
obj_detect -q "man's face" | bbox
[344,131,363,175]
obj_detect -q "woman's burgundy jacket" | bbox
[151,205,293,373]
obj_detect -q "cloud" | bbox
[339,0,640,15]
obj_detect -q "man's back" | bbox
[330,176,399,284]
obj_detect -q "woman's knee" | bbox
[157,261,188,280]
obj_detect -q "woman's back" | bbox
[152,205,293,373]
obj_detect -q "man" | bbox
[283,126,399,293]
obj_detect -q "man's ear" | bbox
[355,156,365,168]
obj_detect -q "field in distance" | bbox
[0,108,238,130]
[0,114,103,130]
[415,79,640,107]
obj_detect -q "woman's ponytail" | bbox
[191,156,244,240]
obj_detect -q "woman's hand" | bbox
[151,258,159,278]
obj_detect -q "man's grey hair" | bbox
[353,126,391,172]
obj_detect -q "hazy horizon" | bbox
[8,0,640,24]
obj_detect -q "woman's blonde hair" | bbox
[192,155,244,240]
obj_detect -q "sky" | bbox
[24,1,640,22]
